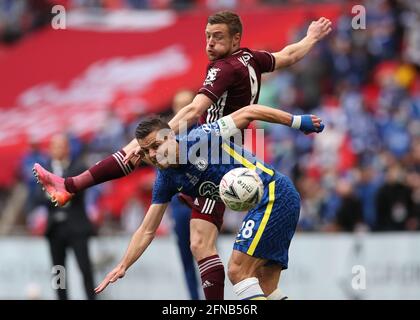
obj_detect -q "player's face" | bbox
[205,23,240,61]
[138,130,179,169]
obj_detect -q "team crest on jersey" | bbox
[201,123,220,136]
[199,181,221,201]
[203,67,220,87]
[201,124,211,133]
[194,157,208,171]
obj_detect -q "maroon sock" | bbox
[198,254,225,300]
[64,150,134,193]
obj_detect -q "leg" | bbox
[33,138,139,206]
[48,235,68,300]
[256,264,287,299]
[227,250,267,300]
[190,218,225,300]
[171,197,200,300]
[228,178,300,300]
[190,219,219,261]
[189,197,226,300]
[69,235,95,300]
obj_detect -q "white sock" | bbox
[267,288,288,300]
[233,277,266,300]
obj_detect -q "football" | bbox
[219,167,264,211]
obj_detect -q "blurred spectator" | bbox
[354,163,381,229]
[375,162,414,231]
[20,138,48,214]
[325,176,365,232]
[0,0,52,44]
[34,134,96,300]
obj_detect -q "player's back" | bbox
[198,48,275,124]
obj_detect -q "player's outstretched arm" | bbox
[228,104,324,135]
[272,17,332,69]
[168,94,213,133]
[94,203,168,294]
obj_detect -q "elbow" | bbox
[142,227,156,241]
[144,229,156,239]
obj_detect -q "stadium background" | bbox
[0,0,419,299]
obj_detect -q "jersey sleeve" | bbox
[252,50,276,73]
[198,61,236,103]
[151,170,176,204]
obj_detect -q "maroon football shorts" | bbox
[178,193,225,231]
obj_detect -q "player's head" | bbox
[135,116,178,169]
[49,133,70,161]
[206,11,242,61]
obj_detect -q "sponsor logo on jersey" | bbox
[198,181,221,201]
[201,123,211,133]
[201,123,220,136]
[203,67,220,86]
[238,52,252,66]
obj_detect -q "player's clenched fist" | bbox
[307,17,332,42]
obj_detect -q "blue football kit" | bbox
[152,116,300,268]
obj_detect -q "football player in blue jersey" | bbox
[94,103,324,300]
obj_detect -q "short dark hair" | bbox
[135,116,170,140]
[208,11,242,37]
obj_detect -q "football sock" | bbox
[64,150,134,193]
[233,277,267,300]
[267,288,288,300]
[198,255,225,300]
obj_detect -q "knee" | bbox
[189,236,202,258]
[190,236,212,261]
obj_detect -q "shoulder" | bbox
[206,59,235,74]
[154,169,173,189]
[222,48,263,70]
[244,47,271,57]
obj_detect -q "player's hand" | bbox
[291,114,324,134]
[94,264,126,294]
[307,17,332,42]
[123,145,143,167]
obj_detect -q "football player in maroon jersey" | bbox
[34,11,331,300]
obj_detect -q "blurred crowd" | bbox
[0,0,338,44]
[6,0,420,236]
[258,0,420,232]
